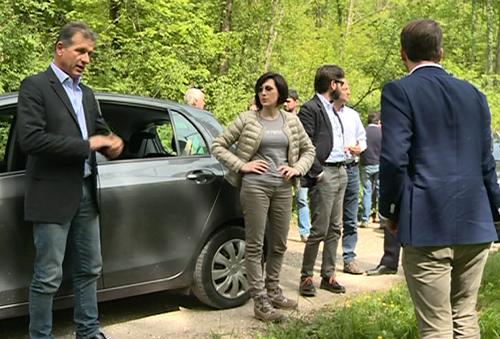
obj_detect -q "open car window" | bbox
[97,101,208,162]
[0,106,24,173]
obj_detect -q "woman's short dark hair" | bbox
[55,21,97,51]
[314,65,345,93]
[400,19,442,63]
[254,72,289,110]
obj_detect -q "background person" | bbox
[211,72,315,322]
[184,87,205,109]
[284,89,311,242]
[17,22,123,339]
[298,65,348,297]
[359,112,382,227]
[333,77,366,275]
[379,19,500,338]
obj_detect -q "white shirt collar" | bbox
[409,63,442,75]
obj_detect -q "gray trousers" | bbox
[240,180,293,297]
[301,165,347,279]
[402,243,491,339]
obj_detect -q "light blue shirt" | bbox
[316,94,345,163]
[50,62,91,176]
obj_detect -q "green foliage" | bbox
[0,0,498,131]
[259,252,500,339]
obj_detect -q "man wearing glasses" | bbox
[298,65,348,296]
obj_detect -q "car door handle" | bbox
[187,170,215,184]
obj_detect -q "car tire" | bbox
[191,226,250,309]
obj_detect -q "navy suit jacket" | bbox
[17,67,110,224]
[379,65,499,246]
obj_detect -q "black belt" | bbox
[345,161,358,169]
[324,162,345,167]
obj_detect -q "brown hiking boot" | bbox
[253,294,286,322]
[343,261,363,275]
[267,287,298,309]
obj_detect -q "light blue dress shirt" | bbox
[50,63,91,177]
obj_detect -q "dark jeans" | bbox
[29,180,102,339]
[342,165,360,263]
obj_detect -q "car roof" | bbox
[0,91,223,136]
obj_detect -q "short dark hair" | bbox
[367,112,380,124]
[55,21,97,51]
[400,19,442,63]
[288,89,299,100]
[254,72,289,110]
[314,65,345,93]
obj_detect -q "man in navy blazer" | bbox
[17,22,123,339]
[379,19,499,338]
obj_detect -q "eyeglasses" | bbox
[333,79,345,86]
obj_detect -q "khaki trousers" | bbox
[240,180,292,297]
[402,243,491,339]
[301,165,347,278]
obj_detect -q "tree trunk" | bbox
[340,0,355,61]
[110,0,120,23]
[495,14,500,74]
[485,0,494,74]
[264,0,284,72]
[219,0,233,74]
[470,0,477,65]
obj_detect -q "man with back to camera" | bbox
[284,89,312,242]
[379,19,500,338]
[17,21,123,339]
[298,65,348,296]
[333,77,366,275]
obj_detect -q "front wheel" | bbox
[191,226,250,309]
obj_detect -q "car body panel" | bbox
[0,93,245,319]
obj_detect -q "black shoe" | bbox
[85,332,107,339]
[366,265,397,276]
[319,277,346,294]
[299,276,316,296]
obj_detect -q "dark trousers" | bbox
[379,227,401,269]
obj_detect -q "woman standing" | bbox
[211,72,315,322]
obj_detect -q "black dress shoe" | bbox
[81,332,107,339]
[319,277,346,294]
[366,265,397,276]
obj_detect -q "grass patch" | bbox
[259,252,500,339]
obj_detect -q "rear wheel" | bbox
[191,226,249,309]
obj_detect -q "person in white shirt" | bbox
[333,78,366,275]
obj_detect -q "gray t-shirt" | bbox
[243,114,289,186]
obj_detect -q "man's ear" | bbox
[400,48,408,62]
[438,48,444,62]
[55,41,64,56]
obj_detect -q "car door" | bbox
[97,107,224,288]
[0,106,34,314]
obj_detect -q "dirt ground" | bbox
[101,222,406,339]
[3,222,497,339]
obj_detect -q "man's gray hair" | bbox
[184,88,204,106]
[55,21,97,51]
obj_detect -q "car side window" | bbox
[171,111,208,156]
[126,121,176,159]
[0,111,24,173]
[0,118,10,172]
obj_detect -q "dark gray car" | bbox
[0,93,248,319]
